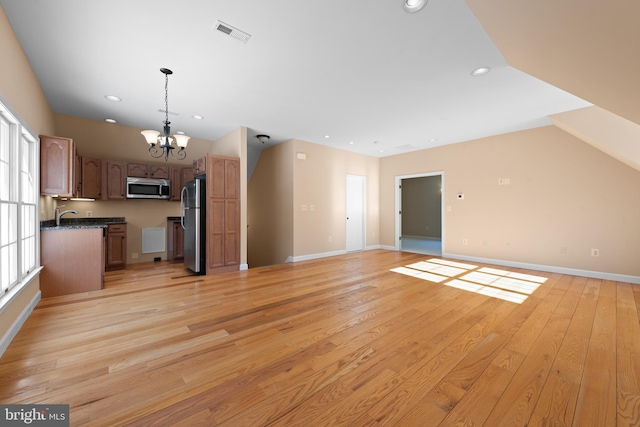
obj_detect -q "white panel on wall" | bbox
[142,228,165,253]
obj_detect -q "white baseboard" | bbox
[443,252,640,284]
[0,290,41,358]
[290,250,348,263]
[239,264,248,271]
[288,246,382,263]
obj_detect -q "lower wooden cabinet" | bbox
[167,219,184,261]
[41,228,104,297]
[105,223,127,271]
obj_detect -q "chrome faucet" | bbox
[55,205,79,226]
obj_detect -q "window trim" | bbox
[0,95,40,308]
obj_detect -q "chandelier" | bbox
[141,68,190,161]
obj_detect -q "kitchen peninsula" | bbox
[40,217,126,297]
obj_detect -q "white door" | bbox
[346,174,366,252]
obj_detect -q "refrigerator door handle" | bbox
[180,186,187,230]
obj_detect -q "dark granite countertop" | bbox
[167,216,182,221]
[40,217,126,231]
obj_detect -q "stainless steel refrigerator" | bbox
[181,178,206,274]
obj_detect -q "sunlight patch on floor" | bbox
[391,258,548,304]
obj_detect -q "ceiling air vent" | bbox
[158,109,179,116]
[214,21,251,44]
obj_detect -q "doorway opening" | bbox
[395,172,444,256]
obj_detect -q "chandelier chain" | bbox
[164,73,169,125]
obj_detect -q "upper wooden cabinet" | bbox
[127,162,169,179]
[40,135,75,197]
[102,160,126,200]
[74,149,82,197]
[127,163,148,178]
[193,156,206,175]
[182,167,194,186]
[81,156,102,199]
[170,167,196,201]
[149,165,169,179]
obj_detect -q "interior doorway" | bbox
[395,172,443,256]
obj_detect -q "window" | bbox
[0,100,38,299]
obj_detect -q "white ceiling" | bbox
[1,0,590,157]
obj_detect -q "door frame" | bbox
[345,174,366,252]
[394,171,444,253]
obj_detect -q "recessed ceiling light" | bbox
[349,141,354,145]
[325,135,330,139]
[403,0,427,13]
[429,138,438,143]
[175,131,185,135]
[471,66,491,76]
[192,115,204,120]
[104,118,117,123]
[379,149,385,153]
[105,95,121,102]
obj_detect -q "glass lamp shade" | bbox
[141,130,160,145]
[174,134,191,148]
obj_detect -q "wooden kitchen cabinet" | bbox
[127,162,169,179]
[206,155,240,274]
[170,167,196,201]
[81,156,102,199]
[40,227,104,297]
[167,219,184,261]
[127,163,149,178]
[102,160,126,200]
[74,149,82,197]
[193,156,206,175]
[149,165,169,179]
[105,223,127,271]
[182,167,195,185]
[40,135,76,196]
[170,167,182,201]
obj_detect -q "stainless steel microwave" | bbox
[126,177,171,199]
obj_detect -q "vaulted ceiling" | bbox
[0,0,593,159]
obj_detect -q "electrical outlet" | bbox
[560,246,567,254]
[591,248,600,257]
[462,238,468,245]
[86,210,93,217]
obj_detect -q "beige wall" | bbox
[247,140,294,267]
[0,5,55,346]
[292,139,380,257]
[381,125,640,276]
[248,138,380,266]
[550,106,640,172]
[465,0,640,128]
[55,199,182,264]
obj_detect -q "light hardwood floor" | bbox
[1,250,639,426]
